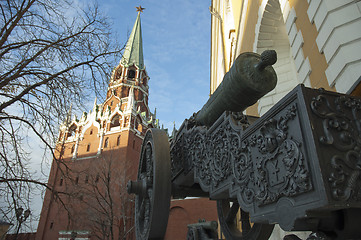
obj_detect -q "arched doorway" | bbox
[254,0,299,115]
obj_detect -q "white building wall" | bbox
[254,0,309,116]
[308,0,361,93]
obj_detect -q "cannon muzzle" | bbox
[195,50,277,127]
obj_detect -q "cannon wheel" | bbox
[134,129,171,239]
[217,199,274,240]
[186,228,199,240]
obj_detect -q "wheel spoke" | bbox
[240,209,251,234]
[217,199,275,240]
[225,201,240,223]
[139,198,145,219]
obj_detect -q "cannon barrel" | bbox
[187,220,218,231]
[195,50,278,127]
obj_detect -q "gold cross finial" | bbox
[136,5,145,13]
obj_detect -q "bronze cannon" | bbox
[128,50,361,240]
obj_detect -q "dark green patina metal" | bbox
[186,220,218,240]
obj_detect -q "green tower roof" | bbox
[121,12,144,70]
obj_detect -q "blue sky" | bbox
[100,0,211,131]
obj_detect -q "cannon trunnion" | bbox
[128,50,361,239]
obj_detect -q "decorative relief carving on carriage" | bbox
[311,92,361,202]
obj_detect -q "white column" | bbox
[72,136,80,159]
[97,130,104,155]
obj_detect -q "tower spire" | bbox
[120,9,144,70]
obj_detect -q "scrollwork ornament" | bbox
[230,111,250,127]
[256,105,296,154]
[311,95,360,151]
[170,137,184,177]
[209,125,232,186]
[234,104,312,205]
[190,129,212,189]
[328,150,361,201]
[232,152,251,184]
[231,137,257,204]
[186,131,205,170]
[311,94,361,201]
[189,115,244,191]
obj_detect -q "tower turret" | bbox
[99,8,156,135]
[121,12,144,70]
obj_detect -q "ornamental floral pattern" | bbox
[170,108,313,205]
[311,94,361,201]
[235,105,312,205]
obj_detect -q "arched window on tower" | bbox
[104,137,109,148]
[135,118,142,132]
[117,135,121,146]
[138,123,142,132]
[128,69,136,79]
[115,68,122,79]
[110,115,121,129]
[124,116,129,127]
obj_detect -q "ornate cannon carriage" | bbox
[127,50,361,240]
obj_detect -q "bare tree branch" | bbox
[0,0,122,231]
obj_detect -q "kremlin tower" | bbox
[36,10,156,240]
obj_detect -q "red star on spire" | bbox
[136,5,145,13]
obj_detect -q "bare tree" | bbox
[66,153,135,240]
[0,0,121,229]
